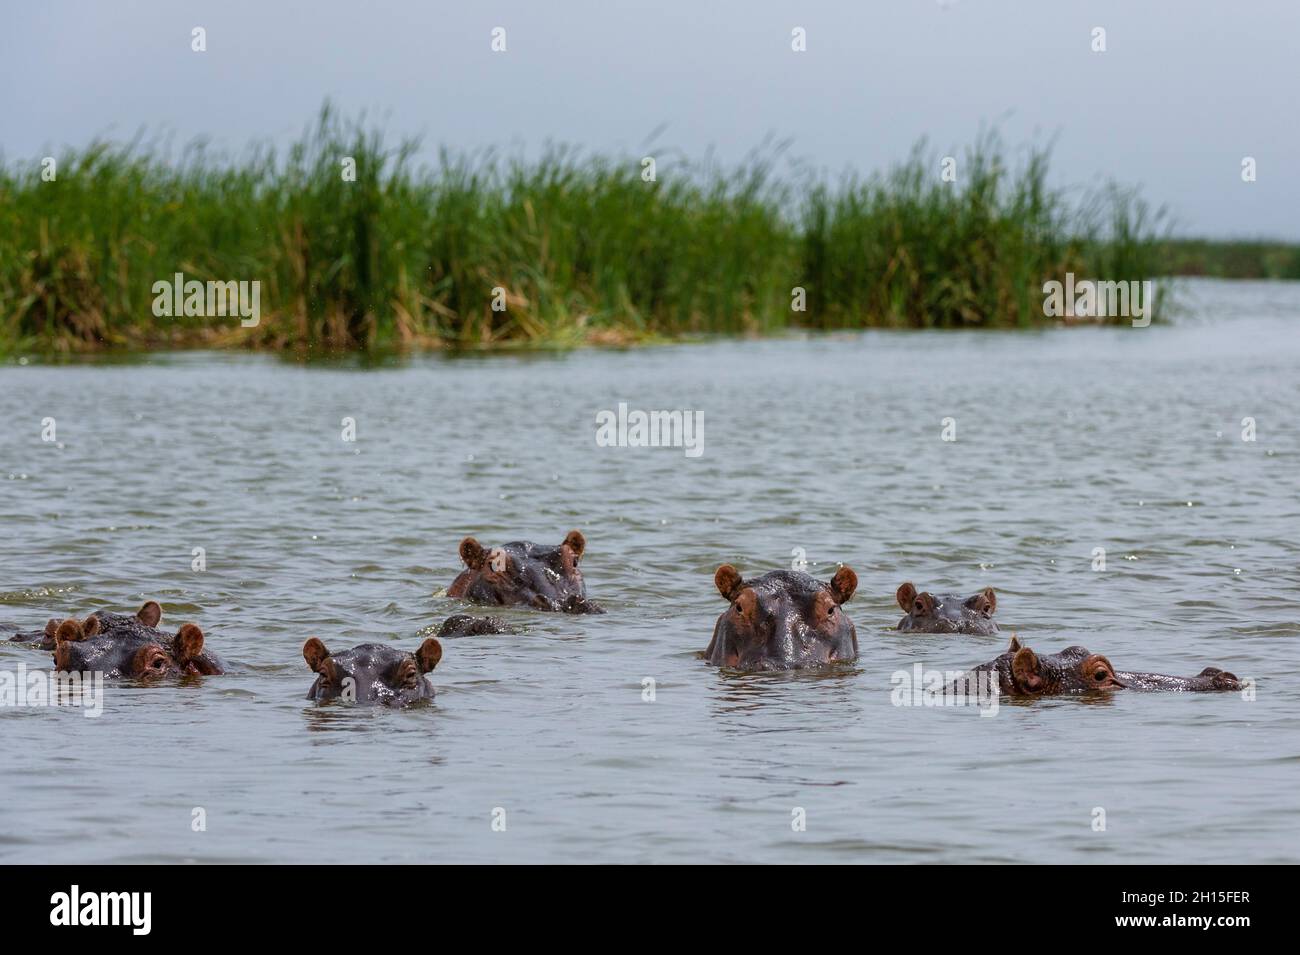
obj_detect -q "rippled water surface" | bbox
[3,280,1299,863]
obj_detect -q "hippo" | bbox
[302,637,443,705]
[960,635,1245,696]
[448,530,603,613]
[51,602,226,675]
[437,614,509,638]
[52,617,219,679]
[703,565,859,671]
[895,582,998,635]
[8,618,62,648]
[8,600,164,651]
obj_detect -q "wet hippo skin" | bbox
[704,564,859,672]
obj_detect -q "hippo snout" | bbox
[895,583,999,635]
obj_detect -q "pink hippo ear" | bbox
[830,566,858,604]
[714,565,745,601]
[137,600,163,627]
[303,637,331,673]
[415,638,443,673]
[896,582,917,612]
[55,619,87,643]
[1011,645,1044,693]
[966,588,996,616]
[562,530,587,562]
[459,537,487,570]
[173,624,205,665]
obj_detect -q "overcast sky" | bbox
[3,0,1295,238]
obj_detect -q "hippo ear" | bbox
[1201,668,1241,690]
[137,600,162,627]
[53,638,76,672]
[303,637,331,673]
[459,536,487,570]
[896,582,917,612]
[1006,633,1023,653]
[1011,646,1044,693]
[44,619,59,638]
[173,624,204,664]
[715,564,744,601]
[55,619,86,643]
[415,637,443,673]
[562,530,586,562]
[966,588,996,616]
[830,566,858,604]
[82,615,102,637]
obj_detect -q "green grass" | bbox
[0,104,1238,355]
[1152,239,1300,279]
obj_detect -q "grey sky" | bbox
[3,0,1295,238]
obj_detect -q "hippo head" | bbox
[974,636,1244,695]
[895,582,998,635]
[303,638,443,705]
[92,600,163,632]
[1114,665,1245,692]
[437,614,509,638]
[983,636,1124,695]
[704,565,859,671]
[27,600,163,650]
[449,530,603,613]
[52,617,208,679]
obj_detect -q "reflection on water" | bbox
[1,279,1298,863]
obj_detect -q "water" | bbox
[2,278,1298,864]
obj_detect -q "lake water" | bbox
[2,278,1298,863]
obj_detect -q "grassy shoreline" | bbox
[2,106,1290,356]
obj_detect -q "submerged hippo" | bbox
[449,530,603,613]
[9,600,165,651]
[704,565,859,671]
[895,582,999,635]
[436,614,509,638]
[56,602,225,675]
[961,635,1244,696]
[52,616,220,678]
[303,637,443,705]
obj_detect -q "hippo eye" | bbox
[1093,668,1108,681]
[151,657,166,670]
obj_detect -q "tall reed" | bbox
[0,106,1171,354]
